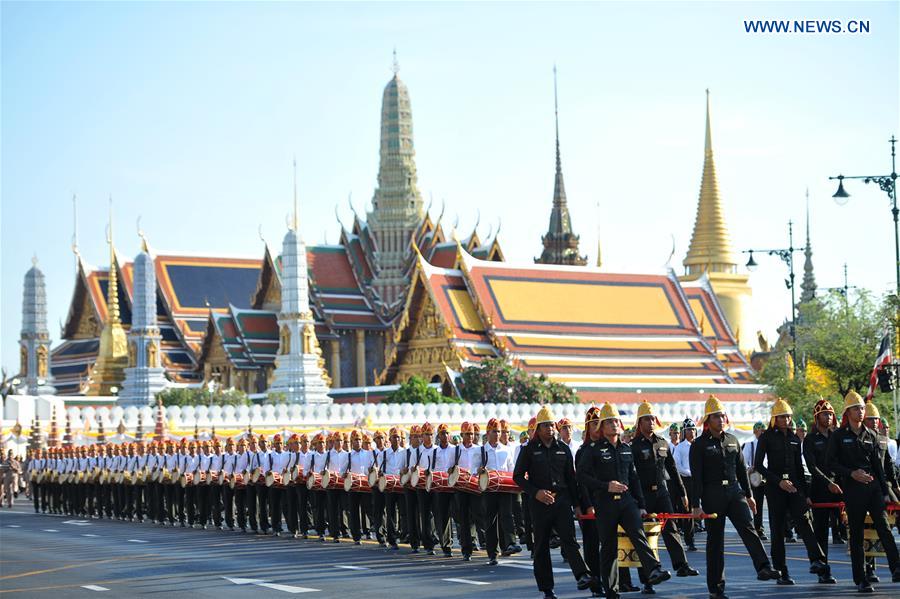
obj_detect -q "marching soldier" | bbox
[370,430,388,546]
[209,438,224,529]
[255,435,271,533]
[475,417,520,565]
[296,434,312,538]
[245,435,262,533]
[803,398,840,583]
[197,440,213,528]
[401,425,422,552]
[268,434,291,536]
[221,437,237,531]
[382,427,407,550]
[429,423,456,557]
[325,431,349,542]
[283,434,301,537]
[233,437,251,532]
[826,390,900,592]
[631,401,699,594]
[162,440,179,526]
[690,395,780,599]
[29,448,45,513]
[578,402,672,599]
[309,432,330,541]
[753,399,829,585]
[347,429,374,544]
[514,405,595,599]
[417,422,438,555]
[863,400,900,585]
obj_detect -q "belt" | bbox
[781,474,790,480]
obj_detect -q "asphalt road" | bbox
[1,495,899,598]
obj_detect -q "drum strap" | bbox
[454,446,461,467]
[481,446,487,470]
[431,448,438,471]
[324,451,331,472]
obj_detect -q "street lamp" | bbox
[743,220,804,374]
[829,135,899,429]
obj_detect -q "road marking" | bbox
[223,577,319,593]
[81,585,110,592]
[334,565,368,570]
[7,525,21,528]
[63,520,91,526]
[442,578,490,585]
[42,529,59,532]
[127,539,149,543]
[82,533,100,537]
[498,559,568,574]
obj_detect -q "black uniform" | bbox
[578,436,664,597]
[631,432,693,583]
[514,437,590,595]
[803,427,842,565]
[690,429,775,596]
[825,423,900,585]
[866,431,899,579]
[754,427,827,579]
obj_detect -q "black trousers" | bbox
[184,486,197,524]
[371,488,386,543]
[764,483,825,576]
[404,489,420,548]
[269,487,285,532]
[679,476,695,545]
[532,491,589,593]
[701,484,772,595]
[752,483,767,532]
[845,479,900,584]
[384,491,402,545]
[482,492,516,558]
[348,491,372,541]
[197,484,210,525]
[416,489,436,550]
[32,483,41,512]
[595,494,660,595]
[234,487,247,529]
[245,485,259,531]
[210,485,222,527]
[638,489,690,583]
[294,485,311,535]
[164,484,177,523]
[256,484,269,531]
[222,485,235,528]
[454,492,478,556]
[313,490,328,536]
[809,482,839,561]
[433,492,454,552]
[578,510,604,595]
[133,485,144,520]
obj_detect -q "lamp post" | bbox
[743,220,805,375]
[830,135,899,429]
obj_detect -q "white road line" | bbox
[81,585,109,592]
[334,565,369,570]
[442,578,490,585]
[498,559,568,574]
[127,539,148,543]
[8,525,21,528]
[222,577,319,594]
[42,529,59,532]
[82,534,100,537]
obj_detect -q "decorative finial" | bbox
[31,253,38,267]
[137,216,149,252]
[392,47,399,76]
[553,64,560,163]
[704,89,712,154]
[71,194,80,260]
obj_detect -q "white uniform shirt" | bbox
[163,454,179,470]
[431,445,456,473]
[222,452,237,475]
[673,440,692,477]
[209,453,223,472]
[327,449,349,474]
[743,436,767,470]
[309,450,328,474]
[233,451,250,474]
[382,447,406,475]
[474,442,515,472]
[198,453,212,472]
[348,449,374,474]
[455,444,478,471]
[269,450,291,473]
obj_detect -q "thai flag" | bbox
[865,333,892,401]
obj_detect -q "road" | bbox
[1,495,898,598]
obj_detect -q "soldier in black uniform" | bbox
[631,401,699,594]
[513,405,595,599]
[578,402,671,599]
[802,398,840,583]
[825,390,900,593]
[690,395,780,599]
[753,398,829,585]
[862,401,900,584]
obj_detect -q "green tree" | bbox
[759,290,895,424]
[384,376,462,404]
[156,387,250,407]
[457,358,578,404]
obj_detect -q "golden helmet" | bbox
[634,400,661,428]
[699,394,726,425]
[598,402,620,422]
[842,390,865,413]
[769,398,793,428]
[864,401,881,420]
[535,405,556,426]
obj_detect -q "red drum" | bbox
[229,473,245,489]
[367,468,380,488]
[265,472,284,488]
[478,470,520,493]
[426,470,453,493]
[409,467,427,490]
[179,472,194,488]
[448,467,481,495]
[400,470,412,486]
[217,471,226,486]
[249,467,263,484]
[378,474,404,494]
[289,465,304,486]
[197,471,208,485]
[344,472,372,493]
[306,471,323,491]
[322,469,345,491]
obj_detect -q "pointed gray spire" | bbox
[800,188,817,303]
[20,257,54,395]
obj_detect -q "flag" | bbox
[865,333,892,401]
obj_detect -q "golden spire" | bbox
[683,90,737,275]
[106,197,121,325]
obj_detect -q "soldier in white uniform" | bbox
[475,417,520,565]
[382,426,407,550]
[268,434,291,536]
[347,429,374,544]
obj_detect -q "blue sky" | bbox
[2,1,898,373]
